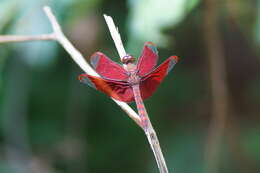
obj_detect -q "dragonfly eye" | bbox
[122,54,135,64]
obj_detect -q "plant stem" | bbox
[0,34,55,43]
[103,14,127,60]
[145,124,169,173]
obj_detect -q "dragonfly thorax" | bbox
[127,70,141,85]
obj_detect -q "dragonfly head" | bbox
[122,54,135,65]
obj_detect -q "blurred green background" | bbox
[0,0,260,173]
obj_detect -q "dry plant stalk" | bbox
[0,6,170,173]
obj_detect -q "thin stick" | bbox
[104,15,169,173]
[145,123,169,173]
[0,34,55,43]
[103,14,127,60]
[43,6,97,77]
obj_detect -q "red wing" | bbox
[79,74,135,103]
[90,52,128,80]
[137,42,158,77]
[140,56,179,100]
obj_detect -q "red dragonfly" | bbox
[79,42,178,128]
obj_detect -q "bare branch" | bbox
[43,6,98,77]
[103,14,127,60]
[43,6,63,35]
[0,34,55,43]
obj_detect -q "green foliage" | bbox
[242,128,260,162]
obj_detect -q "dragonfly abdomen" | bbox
[132,84,148,129]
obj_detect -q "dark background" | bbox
[0,0,259,173]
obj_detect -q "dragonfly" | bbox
[79,42,178,129]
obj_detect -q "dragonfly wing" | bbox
[91,52,128,80]
[137,42,158,77]
[140,56,178,100]
[79,74,135,103]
